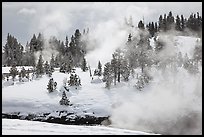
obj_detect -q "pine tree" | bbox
[47,78,54,93]
[81,57,87,72]
[59,91,70,106]
[9,65,18,81]
[175,15,181,31]
[111,54,117,85]
[163,14,167,31]
[138,20,145,29]
[50,54,55,72]
[181,15,185,31]
[20,67,26,78]
[36,54,44,77]
[44,61,50,74]
[103,62,113,89]
[97,61,102,76]
[121,58,130,81]
[158,15,163,31]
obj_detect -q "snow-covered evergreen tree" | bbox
[21,67,26,78]
[81,57,87,72]
[59,91,70,106]
[9,65,18,81]
[98,61,102,76]
[47,78,57,93]
[50,54,55,72]
[36,54,44,77]
[44,61,50,74]
[103,62,113,89]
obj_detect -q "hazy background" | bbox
[2,2,202,46]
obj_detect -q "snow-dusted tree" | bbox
[36,54,44,77]
[26,70,30,81]
[20,67,26,78]
[54,81,57,90]
[47,78,57,93]
[88,65,92,77]
[44,61,50,74]
[18,72,22,82]
[121,58,130,81]
[9,65,18,81]
[135,72,152,91]
[193,39,202,64]
[103,62,113,89]
[50,54,55,72]
[81,57,87,72]
[59,91,70,106]
[3,33,24,66]
[60,63,66,73]
[68,73,81,87]
[97,61,102,76]
[111,54,118,85]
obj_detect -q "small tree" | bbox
[26,71,30,81]
[103,62,113,89]
[98,61,102,76]
[47,78,54,93]
[9,65,18,81]
[44,61,50,74]
[59,91,70,106]
[50,54,55,72]
[36,55,44,77]
[81,57,87,72]
[21,67,26,78]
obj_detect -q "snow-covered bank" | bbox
[2,119,157,135]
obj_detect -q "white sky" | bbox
[2,2,202,46]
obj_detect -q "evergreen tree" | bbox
[121,58,130,81]
[163,14,167,31]
[98,61,102,76]
[3,33,24,66]
[111,54,118,85]
[158,15,163,31]
[44,61,50,74]
[138,20,145,29]
[20,67,26,78]
[36,54,44,77]
[175,15,181,31]
[9,65,18,81]
[50,54,55,72]
[181,15,185,31]
[47,78,54,93]
[103,62,113,89]
[59,91,70,106]
[81,57,87,72]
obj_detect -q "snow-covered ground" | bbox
[2,68,112,117]
[2,119,157,135]
[2,35,201,135]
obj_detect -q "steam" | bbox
[109,31,202,135]
[85,19,131,68]
[34,39,59,64]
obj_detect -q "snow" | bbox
[2,66,33,73]
[2,35,201,135]
[2,68,111,117]
[2,119,156,135]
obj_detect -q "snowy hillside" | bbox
[2,119,157,135]
[2,35,202,135]
[2,68,112,117]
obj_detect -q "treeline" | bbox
[145,11,202,37]
[102,22,202,89]
[2,29,89,67]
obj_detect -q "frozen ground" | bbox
[2,119,157,135]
